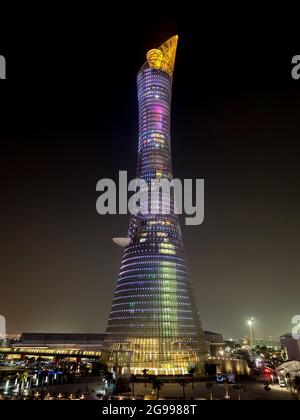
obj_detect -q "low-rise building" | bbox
[16,333,105,351]
[204,331,225,357]
[280,333,300,361]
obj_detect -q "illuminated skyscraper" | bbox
[104,36,206,374]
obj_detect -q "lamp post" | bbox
[247,317,255,348]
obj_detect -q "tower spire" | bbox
[146,35,178,77]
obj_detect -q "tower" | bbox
[104,36,206,375]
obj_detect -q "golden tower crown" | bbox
[146,35,178,77]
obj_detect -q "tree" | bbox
[103,373,115,396]
[152,378,163,400]
[19,371,28,392]
[188,367,196,392]
[130,374,136,399]
[224,379,231,400]
[264,383,271,400]
[178,379,188,400]
[286,373,291,389]
[206,382,214,400]
[234,384,243,400]
[142,369,149,388]
[294,376,300,400]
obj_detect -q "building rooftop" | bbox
[19,333,105,344]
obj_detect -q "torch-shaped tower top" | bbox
[144,35,178,78]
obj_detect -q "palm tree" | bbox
[142,369,149,388]
[293,376,300,400]
[286,373,291,390]
[19,371,28,392]
[234,384,243,400]
[264,383,271,400]
[130,374,136,399]
[206,382,214,400]
[152,378,163,400]
[224,379,231,400]
[103,373,115,396]
[188,367,196,393]
[178,379,188,400]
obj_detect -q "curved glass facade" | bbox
[104,36,206,374]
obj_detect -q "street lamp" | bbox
[247,317,255,348]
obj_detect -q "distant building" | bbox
[17,333,105,351]
[204,331,225,357]
[0,315,6,337]
[224,338,241,349]
[204,331,224,343]
[256,338,280,349]
[280,333,300,361]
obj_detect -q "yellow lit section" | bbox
[146,35,178,77]
[159,243,176,255]
[148,220,171,226]
[160,243,175,249]
[0,347,102,357]
[150,133,165,139]
[157,232,167,237]
[112,338,197,375]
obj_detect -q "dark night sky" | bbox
[0,7,299,339]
